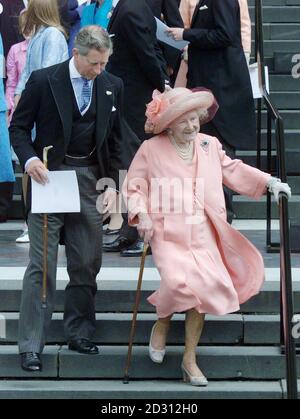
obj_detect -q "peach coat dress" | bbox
[123,133,271,318]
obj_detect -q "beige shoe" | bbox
[149,323,166,364]
[181,363,208,387]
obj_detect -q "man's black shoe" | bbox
[121,239,152,257]
[68,339,99,355]
[21,352,42,372]
[103,235,132,252]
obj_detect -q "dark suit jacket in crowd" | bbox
[9,60,139,210]
[184,0,256,150]
[146,0,182,26]
[107,0,168,142]
[0,0,25,57]
[146,0,184,72]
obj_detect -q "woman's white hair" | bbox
[198,109,209,123]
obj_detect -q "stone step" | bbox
[0,346,58,378]
[260,110,300,130]
[237,149,300,173]
[52,346,300,380]
[251,40,300,55]
[256,23,300,40]
[0,379,284,400]
[270,75,300,91]
[258,130,300,150]
[268,23,300,40]
[249,7,300,23]
[0,313,294,346]
[0,275,300,313]
[270,92,300,110]
[0,345,299,380]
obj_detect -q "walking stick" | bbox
[41,146,53,309]
[123,243,149,384]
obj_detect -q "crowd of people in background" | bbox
[0,0,253,251]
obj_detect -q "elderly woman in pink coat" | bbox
[123,88,291,387]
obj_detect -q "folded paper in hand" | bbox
[32,171,81,214]
[155,18,189,51]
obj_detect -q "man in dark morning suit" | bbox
[146,0,181,19]
[107,0,168,142]
[10,26,138,372]
[104,0,169,257]
[146,0,184,83]
[168,0,256,223]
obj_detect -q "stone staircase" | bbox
[0,0,299,400]
[0,236,299,399]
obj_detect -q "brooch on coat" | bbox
[200,139,210,151]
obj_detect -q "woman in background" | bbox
[81,0,113,30]
[6,12,29,124]
[14,0,69,101]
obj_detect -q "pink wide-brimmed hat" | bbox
[145,87,219,135]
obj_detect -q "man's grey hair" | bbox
[74,25,113,56]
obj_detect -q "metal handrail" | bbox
[255,0,298,400]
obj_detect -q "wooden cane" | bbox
[123,243,149,384]
[41,146,53,309]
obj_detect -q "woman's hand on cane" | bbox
[137,213,153,244]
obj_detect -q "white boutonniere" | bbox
[199,5,209,11]
[106,91,113,96]
[201,139,210,151]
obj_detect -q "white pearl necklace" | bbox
[169,134,194,161]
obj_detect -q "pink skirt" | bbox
[148,215,241,318]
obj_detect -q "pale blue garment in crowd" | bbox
[0,34,15,183]
[15,26,69,95]
[80,0,113,30]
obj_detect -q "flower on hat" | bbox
[146,91,169,123]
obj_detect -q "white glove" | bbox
[267,177,292,204]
